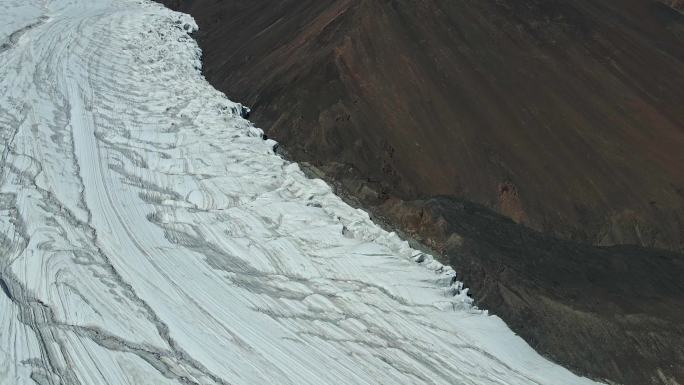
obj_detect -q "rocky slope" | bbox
[157,0,684,384]
[160,0,684,251]
[383,197,684,385]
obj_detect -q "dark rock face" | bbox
[157,0,684,383]
[382,197,684,385]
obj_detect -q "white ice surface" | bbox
[0,1,603,384]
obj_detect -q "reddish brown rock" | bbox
[160,0,684,251]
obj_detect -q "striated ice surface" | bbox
[0,0,602,384]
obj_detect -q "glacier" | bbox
[0,0,602,384]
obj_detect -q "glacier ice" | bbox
[0,0,602,384]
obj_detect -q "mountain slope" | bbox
[156,0,684,384]
[162,0,684,251]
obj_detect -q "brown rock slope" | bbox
[158,0,684,384]
[161,0,684,250]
